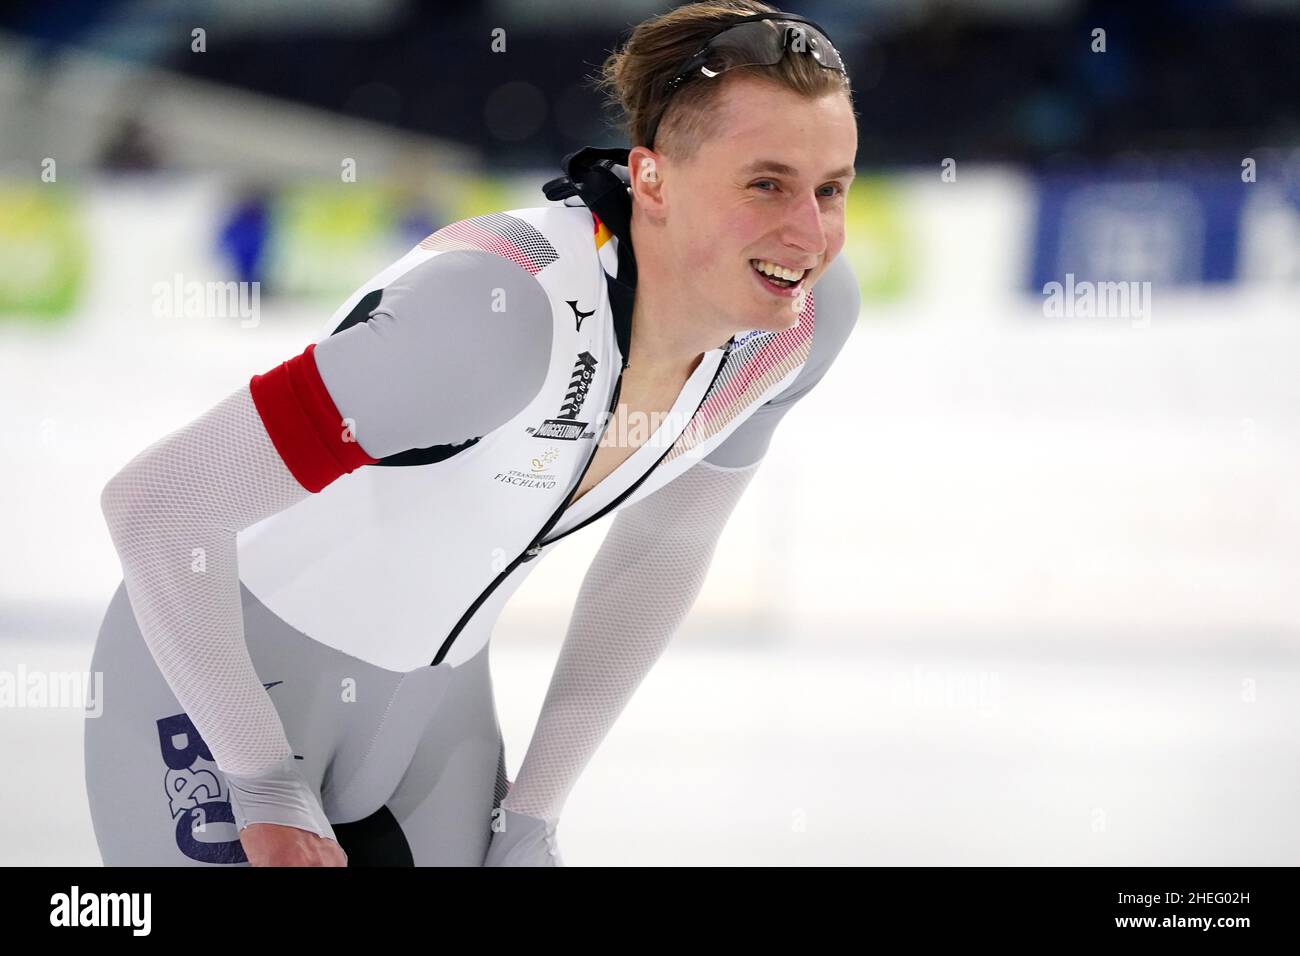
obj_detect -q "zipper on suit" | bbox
[430,347,730,666]
[430,369,626,665]
[529,349,731,551]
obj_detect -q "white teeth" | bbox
[751,259,806,282]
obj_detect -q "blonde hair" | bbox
[595,0,853,160]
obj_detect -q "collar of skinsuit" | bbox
[543,146,637,367]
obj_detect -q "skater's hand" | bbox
[483,807,564,867]
[224,754,342,865]
[240,822,348,867]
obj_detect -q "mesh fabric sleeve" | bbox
[99,247,551,836]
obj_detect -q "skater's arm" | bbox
[496,455,761,823]
[100,386,334,840]
[100,247,551,845]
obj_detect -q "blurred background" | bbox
[1,0,1298,866]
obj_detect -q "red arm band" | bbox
[248,342,377,493]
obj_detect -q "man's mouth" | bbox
[750,258,809,293]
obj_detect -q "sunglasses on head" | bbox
[643,11,849,150]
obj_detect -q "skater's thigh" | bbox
[84,580,400,866]
[339,643,505,867]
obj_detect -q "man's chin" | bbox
[745,307,803,333]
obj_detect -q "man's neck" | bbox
[624,227,731,386]
[624,290,720,386]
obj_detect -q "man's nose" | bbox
[780,192,828,257]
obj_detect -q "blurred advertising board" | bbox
[0,185,87,321]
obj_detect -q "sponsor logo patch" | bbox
[527,351,598,441]
[153,680,283,864]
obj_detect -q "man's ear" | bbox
[628,146,666,214]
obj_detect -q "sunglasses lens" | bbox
[804,34,844,72]
[705,21,788,68]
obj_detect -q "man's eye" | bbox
[752,180,844,198]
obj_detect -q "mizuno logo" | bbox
[567,299,595,332]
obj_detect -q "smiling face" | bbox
[632,72,858,335]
